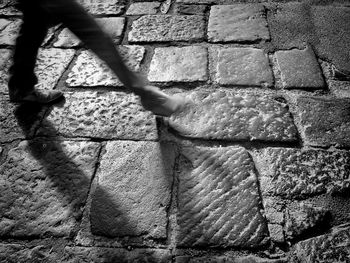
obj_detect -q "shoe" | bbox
[9,90,64,104]
[139,86,189,117]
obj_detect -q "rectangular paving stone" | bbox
[90,141,175,238]
[208,4,269,43]
[66,46,145,87]
[169,90,298,142]
[177,145,269,247]
[37,92,158,140]
[255,148,350,199]
[212,47,273,87]
[0,19,20,45]
[275,47,325,89]
[0,139,100,237]
[128,15,205,42]
[296,97,350,147]
[126,2,161,15]
[148,46,208,82]
[77,0,125,15]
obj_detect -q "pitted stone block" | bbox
[126,2,161,15]
[90,141,175,238]
[128,15,205,42]
[169,90,297,142]
[0,49,11,94]
[257,148,350,199]
[208,5,269,43]
[38,92,158,140]
[66,46,145,87]
[296,97,350,147]
[0,140,100,237]
[177,146,268,247]
[77,0,125,15]
[213,47,273,87]
[0,19,20,45]
[275,48,324,89]
[148,46,208,82]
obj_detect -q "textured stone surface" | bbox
[0,0,21,16]
[90,141,175,238]
[176,4,207,15]
[296,97,350,147]
[0,49,11,94]
[54,17,125,47]
[128,15,205,42]
[126,2,161,15]
[177,146,268,247]
[329,80,350,98]
[289,224,350,263]
[213,47,273,87]
[38,92,158,140]
[268,224,284,243]
[66,46,145,87]
[175,255,287,263]
[0,19,20,45]
[263,197,284,224]
[160,0,172,14]
[0,140,100,237]
[208,5,269,43]
[257,148,350,198]
[275,47,324,89]
[169,90,297,142]
[77,0,125,15]
[148,46,208,82]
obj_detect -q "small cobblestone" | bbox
[268,224,285,243]
[128,15,205,42]
[0,49,12,94]
[126,2,161,15]
[208,4,269,43]
[213,47,273,87]
[176,4,207,15]
[148,46,208,82]
[77,0,125,15]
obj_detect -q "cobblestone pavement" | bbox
[1,0,350,262]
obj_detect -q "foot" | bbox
[9,90,64,104]
[139,86,189,117]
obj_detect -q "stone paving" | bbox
[0,0,350,262]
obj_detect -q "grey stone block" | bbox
[126,2,161,15]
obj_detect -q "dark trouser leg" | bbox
[9,2,49,96]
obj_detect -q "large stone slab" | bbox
[169,90,297,142]
[148,46,208,82]
[128,15,205,42]
[90,141,175,238]
[177,146,268,247]
[296,97,350,147]
[66,46,145,87]
[37,92,158,140]
[256,148,350,199]
[213,47,273,87]
[208,4,269,43]
[0,19,20,45]
[275,47,324,89]
[289,224,350,263]
[77,0,125,15]
[0,140,100,237]
[126,2,161,15]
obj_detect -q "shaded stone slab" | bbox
[0,0,21,16]
[296,97,350,147]
[208,4,269,43]
[148,46,208,82]
[0,49,11,94]
[54,17,125,48]
[275,47,324,89]
[176,4,207,15]
[289,224,350,263]
[38,92,158,140]
[90,141,175,238]
[66,46,145,87]
[77,0,125,15]
[213,47,273,87]
[169,90,298,142]
[177,146,269,247]
[126,2,161,15]
[0,140,100,237]
[0,19,20,45]
[128,15,205,42]
[256,148,350,199]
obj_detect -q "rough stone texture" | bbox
[148,46,208,82]
[0,140,100,237]
[268,224,284,243]
[160,0,172,14]
[66,46,145,87]
[77,0,125,15]
[175,255,287,263]
[0,19,20,45]
[275,47,325,89]
[289,224,350,263]
[0,49,11,94]
[263,197,284,224]
[37,92,158,140]
[208,5,269,43]
[90,141,175,238]
[128,15,205,42]
[213,47,273,87]
[126,2,161,15]
[329,80,350,98]
[53,28,81,48]
[0,101,44,143]
[257,148,350,199]
[169,90,297,142]
[177,146,268,247]
[0,0,21,16]
[176,4,207,15]
[296,97,350,147]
